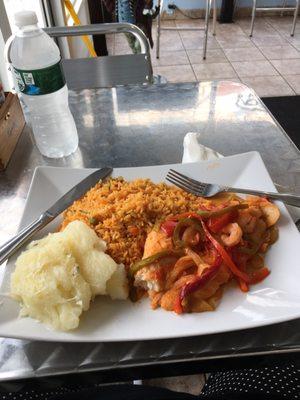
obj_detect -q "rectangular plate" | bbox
[1,151,300,342]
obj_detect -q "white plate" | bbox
[1,151,300,342]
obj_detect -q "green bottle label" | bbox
[13,61,65,95]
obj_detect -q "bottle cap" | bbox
[14,11,38,28]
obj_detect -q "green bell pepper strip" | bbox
[168,203,248,222]
[197,203,248,219]
[129,249,183,277]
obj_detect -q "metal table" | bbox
[0,81,300,384]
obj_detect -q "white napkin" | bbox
[182,132,299,224]
[182,132,223,163]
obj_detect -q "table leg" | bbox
[203,0,210,59]
[156,0,162,59]
[281,0,287,16]
[249,0,257,37]
[212,0,217,36]
[291,0,299,36]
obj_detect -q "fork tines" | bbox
[166,169,206,196]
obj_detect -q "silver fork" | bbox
[166,169,300,208]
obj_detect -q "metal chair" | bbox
[4,23,152,89]
[41,23,153,89]
[249,0,300,37]
[156,0,217,60]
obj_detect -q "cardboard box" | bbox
[0,92,25,170]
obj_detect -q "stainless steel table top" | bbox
[0,81,299,381]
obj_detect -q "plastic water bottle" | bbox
[10,10,78,158]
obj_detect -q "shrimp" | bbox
[249,218,267,244]
[260,203,280,227]
[221,222,243,247]
[245,196,280,228]
[237,211,256,233]
[248,206,263,218]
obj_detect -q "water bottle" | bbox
[10,10,78,158]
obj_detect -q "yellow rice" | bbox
[61,178,203,268]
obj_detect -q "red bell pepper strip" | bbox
[181,264,220,301]
[249,267,270,284]
[201,220,251,283]
[174,295,184,314]
[175,263,221,314]
[168,212,205,222]
[160,220,177,237]
[238,279,249,292]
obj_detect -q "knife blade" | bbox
[0,167,113,265]
[47,167,113,217]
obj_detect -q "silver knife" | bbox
[0,167,113,265]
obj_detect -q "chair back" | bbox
[43,23,153,89]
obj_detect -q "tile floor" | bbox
[107,16,300,97]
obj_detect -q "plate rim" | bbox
[3,151,300,342]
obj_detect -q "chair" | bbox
[41,23,153,89]
[156,0,217,60]
[4,22,151,90]
[249,0,300,37]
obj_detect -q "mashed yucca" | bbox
[10,220,128,331]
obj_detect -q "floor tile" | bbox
[265,16,292,26]
[238,18,278,36]
[154,64,196,82]
[216,23,247,35]
[157,31,184,51]
[283,74,300,94]
[151,50,189,66]
[251,34,288,48]
[180,31,220,49]
[224,46,265,61]
[241,76,295,97]
[192,62,237,80]
[259,44,300,60]
[272,25,297,37]
[160,20,176,27]
[265,16,296,36]
[232,60,279,77]
[187,48,227,64]
[287,32,300,40]
[286,34,300,50]
[217,37,256,49]
[270,58,300,74]
[175,19,205,29]
[218,30,249,41]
